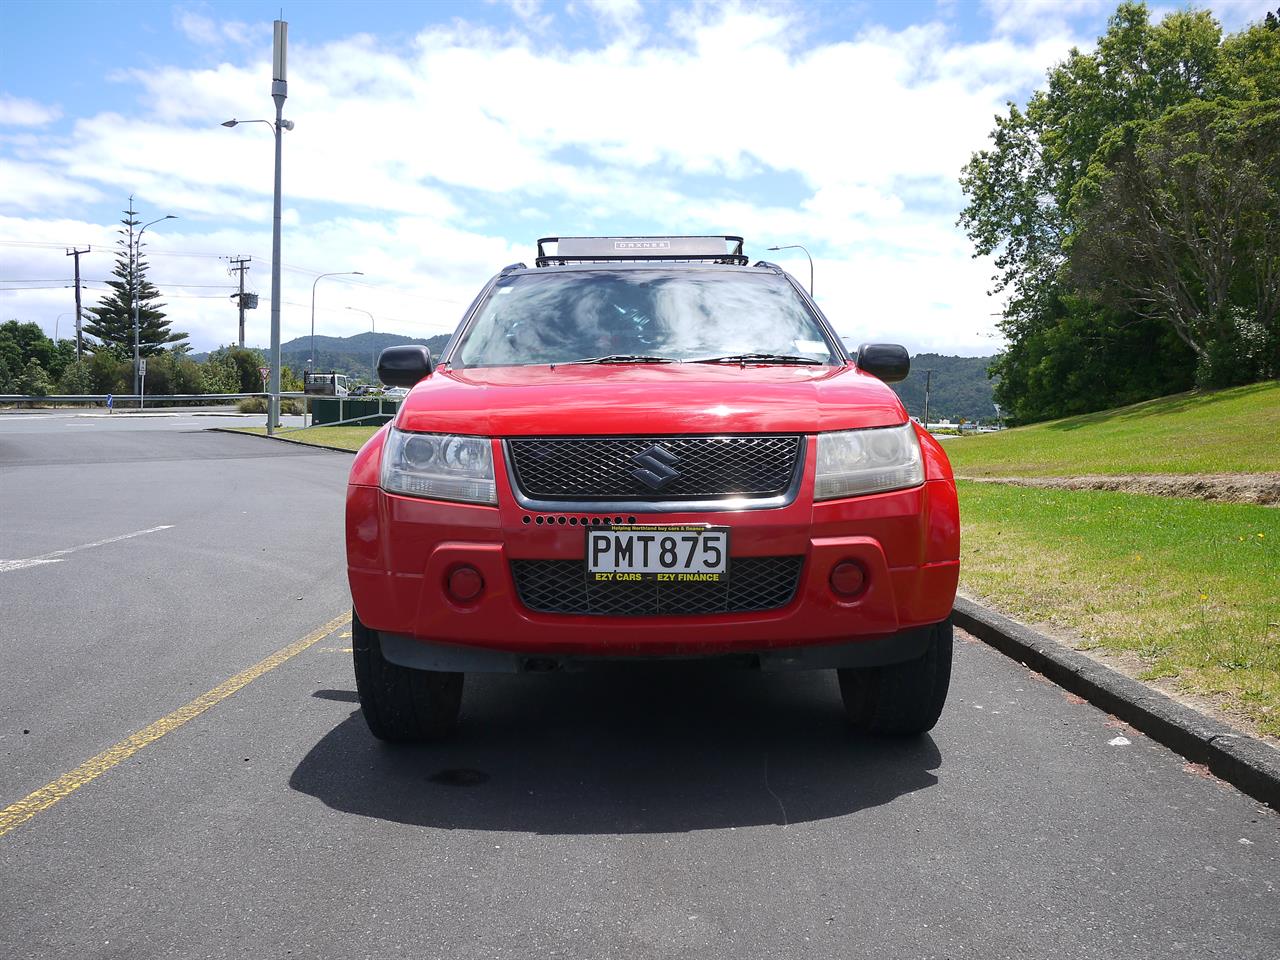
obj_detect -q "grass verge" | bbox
[947,381,1280,477]
[231,425,378,451]
[958,480,1280,737]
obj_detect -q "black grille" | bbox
[511,556,804,616]
[506,436,802,501]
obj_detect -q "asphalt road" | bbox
[0,413,1276,959]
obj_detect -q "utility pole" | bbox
[65,246,90,361]
[226,256,251,347]
[923,369,933,430]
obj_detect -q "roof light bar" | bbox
[535,236,748,267]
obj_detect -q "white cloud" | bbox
[5,4,1091,354]
[981,0,1109,38]
[173,9,262,48]
[0,95,62,127]
[0,160,102,211]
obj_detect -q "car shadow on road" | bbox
[290,663,942,834]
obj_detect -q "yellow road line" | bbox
[0,611,351,839]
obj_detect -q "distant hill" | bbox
[193,332,452,382]
[280,332,451,381]
[893,354,998,424]
[192,337,996,415]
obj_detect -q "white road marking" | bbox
[0,524,175,574]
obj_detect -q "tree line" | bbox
[960,2,1279,424]
[2,205,305,398]
[0,321,301,398]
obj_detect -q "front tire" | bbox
[838,618,953,735]
[352,610,463,743]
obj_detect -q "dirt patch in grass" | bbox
[963,473,1280,506]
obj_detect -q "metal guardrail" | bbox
[0,392,395,435]
[0,393,308,403]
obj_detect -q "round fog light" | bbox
[447,565,484,603]
[829,560,867,598]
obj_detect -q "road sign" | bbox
[138,359,147,377]
[259,366,271,380]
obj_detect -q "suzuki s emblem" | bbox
[631,444,681,490]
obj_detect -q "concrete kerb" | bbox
[953,596,1280,809]
[207,426,361,456]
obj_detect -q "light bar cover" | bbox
[552,236,740,258]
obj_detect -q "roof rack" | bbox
[535,236,748,267]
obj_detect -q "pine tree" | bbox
[83,199,188,356]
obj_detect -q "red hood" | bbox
[395,363,907,436]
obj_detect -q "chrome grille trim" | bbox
[503,435,805,513]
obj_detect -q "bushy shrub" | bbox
[57,359,93,394]
[237,397,302,415]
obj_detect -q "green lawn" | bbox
[958,480,1280,736]
[233,425,379,451]
[946,381,1280,477]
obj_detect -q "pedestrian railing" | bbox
[0,393,288,405]
[0,392,399,433]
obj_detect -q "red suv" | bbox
[346,236,959,741]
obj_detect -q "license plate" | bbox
[586,525,729,583]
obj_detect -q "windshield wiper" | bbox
[562,354,677,365]
[690,353,823,365]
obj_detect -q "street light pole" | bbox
[265,20,289,435]
[224,25,294,432]
[311,271,364,367]
[767,244,814,297]
[133,214,177,399]
[220,110,295,429]
[347,306,375,378]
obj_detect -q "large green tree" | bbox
[959,2,1277,421]
[0,320,75,389]
[1069,98,1280,384]
[83,202,188,357]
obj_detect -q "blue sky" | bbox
[1,0,1273,355]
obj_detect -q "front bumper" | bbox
[347,439,959,664]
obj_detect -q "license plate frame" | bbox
[585,524,730,584]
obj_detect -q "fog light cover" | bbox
[447,566,484,602]
[829,560,867,597]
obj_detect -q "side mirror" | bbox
[377,345,433,387]
[856,343,910,383]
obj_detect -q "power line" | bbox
[2,239,467,307]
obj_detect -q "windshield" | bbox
[452,269,837,368]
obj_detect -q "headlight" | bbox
[814,422,924,500]
[380,428,496,505]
